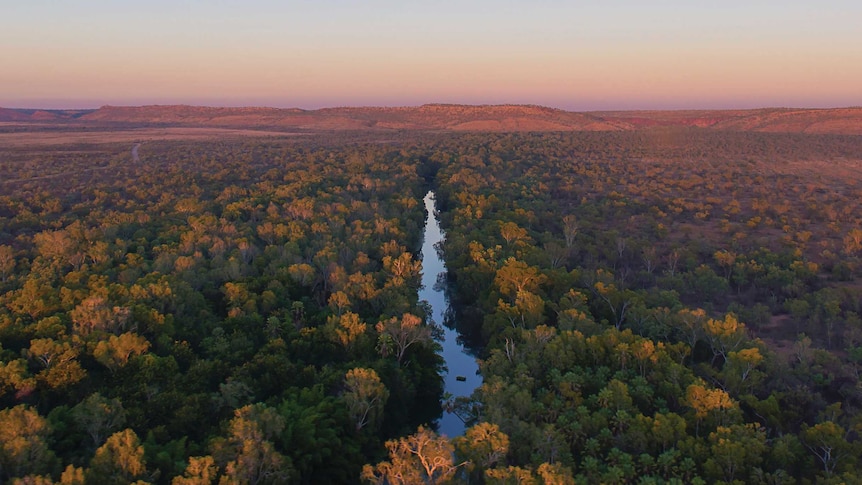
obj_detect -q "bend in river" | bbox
[418,191,481,437]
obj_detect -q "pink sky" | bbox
[2,1,860,110]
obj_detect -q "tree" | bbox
[801,421,852,477]
[494,258,545,301]
[721,347,764,393]
[703,313,748,364]
[9,474,55,485]
[87,428,149,485]
[214,405,291,485]
[382,251,422,289]
[343,368,389,432]
[589,271,640,330]
[0,358,36,400]
[0,244,14,282]
[499,222,530,248]
[0,405,56,481]
[71,393,126,448]
[537,463,576,485]
[454,422,509,480]
[329,312,367,351]
[496,290,545,329]
[328,291,351,317]
[287,263,316,287]
[172,456,218,485]
[485,466,537,484]
[671,308,707,352]
[6,277,61,320]
[685,383,736,434]
[713,250,736,282]
[70,295,131,336]
[843,227,862,255]
[59,465,86,485]
[362,426,462,485]
[27,337,86,390]
[375,313,432,364]
[703,424,767,483]
[93,332,150,371]
[562,215,578,249]
[27,338,78,370]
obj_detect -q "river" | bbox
[418,191,481,437]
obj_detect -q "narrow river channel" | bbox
[418,191,481,437]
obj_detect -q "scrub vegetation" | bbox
[2,128,862,483]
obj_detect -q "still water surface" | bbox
[418,191,481,437]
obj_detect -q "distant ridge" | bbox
[0,108,95,121]
[2,104,862,134]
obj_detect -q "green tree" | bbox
[703,424,767,483]
[71,393,126,448]
[801,421,852,477]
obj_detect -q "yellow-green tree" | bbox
[212,404,291,485]
[172,456,218,485]
[0,405,56,481]
[93,332,150,371]
[454,422,509,475]
[343,368,389,432]
[703,424,767,483]
[801,421,852,477]
[87,428,149,485]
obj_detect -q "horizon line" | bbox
[3,102,861,113]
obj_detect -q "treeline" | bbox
[0,139,443,483]
[375,131,862,483]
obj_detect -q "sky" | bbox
[1,0,860,110]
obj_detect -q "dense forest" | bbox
[2,129,862,483]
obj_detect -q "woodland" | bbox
[1,129,862,484]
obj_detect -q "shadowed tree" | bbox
[562,215,579,249]
[71,393,126,448]
[801,421,852,477]
[343,368,389,432]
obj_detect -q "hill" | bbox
[2,104,862,134]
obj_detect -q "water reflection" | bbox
[418,191,481,437]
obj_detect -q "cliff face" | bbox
[3,104,862,134]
